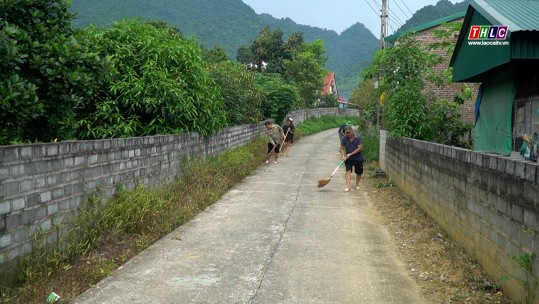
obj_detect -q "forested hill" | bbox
[394,0,470,34]
[69,0,379,98]
[69,0,470,98]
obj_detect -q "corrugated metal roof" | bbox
[450,0,539,82]
[471,0,539,32]
[385,11,466,43]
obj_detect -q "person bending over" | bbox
[264,121,285,164]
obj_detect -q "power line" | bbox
[387,6,405,28]
[371,0,381,10]
[387,19,398,35]
[363,0,380,18]
[392,0,411,21]
[397,0,414,16]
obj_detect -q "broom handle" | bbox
[330,160,345,177]
[283,128,289,143]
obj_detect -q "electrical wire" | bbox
[387,19,397,35]
[363,0,380,17]
[387,6,405,28]
[397,0,414,16]
[392,0,411,20]
[371,0,381,10]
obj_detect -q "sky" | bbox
[241,0,462,37]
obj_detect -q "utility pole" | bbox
[380,0,388,50]
[376,0,388,135]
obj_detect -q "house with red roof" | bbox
[321,72,347,108]
[322,72,338,96]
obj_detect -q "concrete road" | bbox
[73,129,425,304]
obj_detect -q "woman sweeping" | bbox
[282,117,295,157]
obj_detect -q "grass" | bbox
[1,115,381,303]
[1,137,267,304]
[295,115,379,163]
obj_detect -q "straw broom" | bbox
[317,160,345,188]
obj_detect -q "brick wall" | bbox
[382,132,538,304]
[0,108,360,285]
[415,23,478,124]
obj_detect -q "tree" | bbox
[207,61,264,125]
[284,40,327,108]
[79,19,227,138]
[284,32,304,58]
[349,79,377,120]
[237,28,327,110]
[362,32,471,146]
[318,93,338,108]
[236,45,253,66]
[362,34,437,137]
[0,0,111,144]
[284,51,325,108]
[383,80,431,138]
[203,46,229,64]
[257,74,300,123]
[237,26,289,73]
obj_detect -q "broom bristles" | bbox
[317,177,331,188]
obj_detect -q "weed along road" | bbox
[73,129,425,304]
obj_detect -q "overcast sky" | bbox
[241,0,463,37]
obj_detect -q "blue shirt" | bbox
[341,134,364,161]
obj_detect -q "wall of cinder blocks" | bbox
[0,124,261,284]
[383,133,538,304]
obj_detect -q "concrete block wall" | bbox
[383,133,539,304]
[0,123,261,284]
[379,130,388,171]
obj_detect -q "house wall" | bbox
[0,107,360,286]
[414,22,478,124]
[382,132,538,304]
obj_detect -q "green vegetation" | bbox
[79,19,227,138]
[359,32,472,148]
[373,179,396,188]
[0,138,267,303]
[237,27,327,109]
[295,115,379,163]
[512,253,535,304]
[207,60,265,125]
[0,0,111,144]
[258,74,301,124]
[68,0,466,99]
[235,27,329,122]
[1,0,334,143]
[394,0,470,35]
[283,39,327,108]
[68,0,380,99]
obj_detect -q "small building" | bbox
[337,96,348,109]
[322,72,338,95]
[321,71,341,107]
[449,0,539,156]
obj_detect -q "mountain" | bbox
[69,0,378,99]
[69,0,471,99]
[393,0,470,34]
